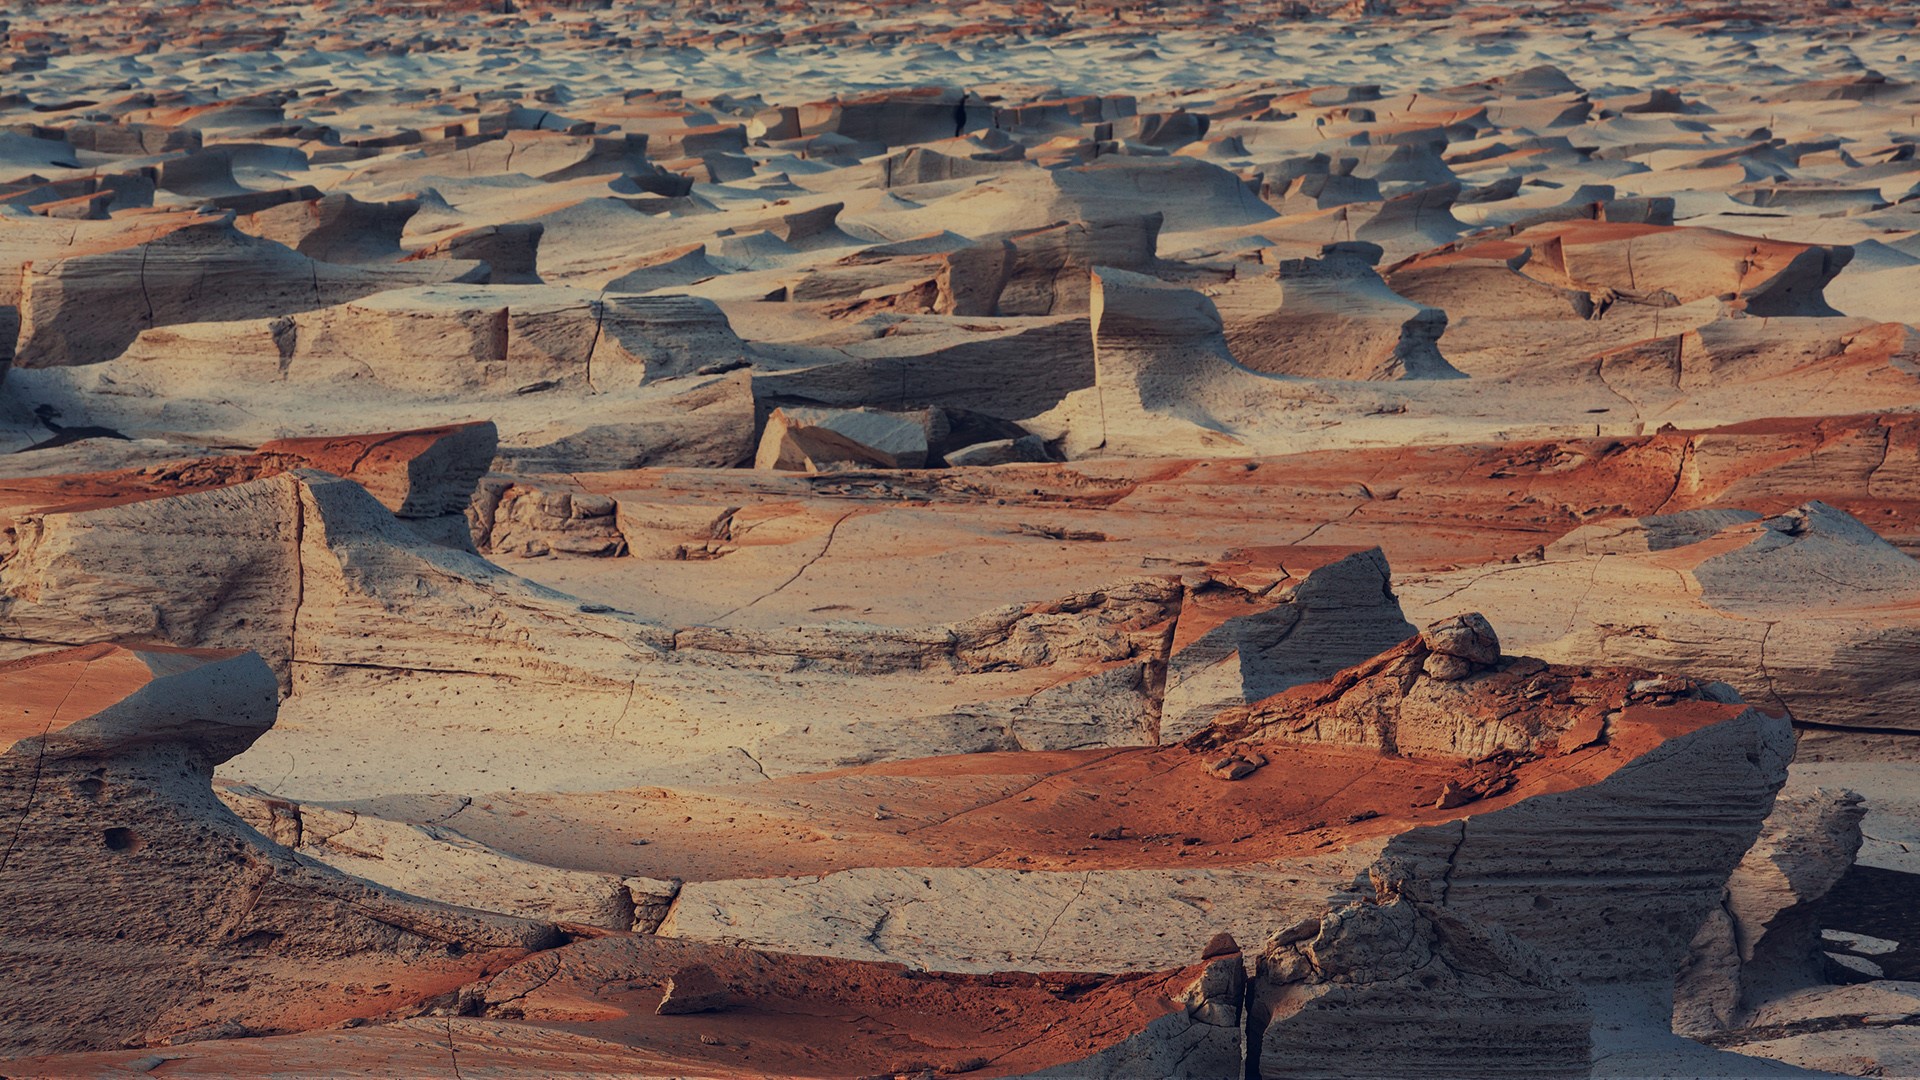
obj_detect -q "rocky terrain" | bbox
[2,0,1919,1076]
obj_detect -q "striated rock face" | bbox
[799,87,996,147]
[468,475,627,557]
[403,222,545,284]
[492,370,760,473]
[749,314,1093,423]
[255,424,498,523]
[0,467,666,685]
[0,644,559,1056]
[1377,699,1793,992]
[1079,264,1285,455]
[111,285,749,395]
[944,214,1163,317]
[0,426,507,670]
[290,470,668,683]
[656,859,1345,976]
[14,216,487,367]
[1252,876,1591,1079]
[1215,665,1788,989]
[1089,265,1239,414]
[599,241,718,293]
[1420,498,1920,734]
[1,475,307,674]
[0,421,495,529]
[1185,616,1793,1064]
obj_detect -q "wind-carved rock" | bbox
[938,213,1162,317]
[1194,613,1691,759]
[14,216,487,367]
[0,467,669,688]
[1511,221,1854,317]
[403,222,545,284]
[1159,547,1417,741]
[1189,613,1794,1073]
[1217,248,1462,381]
[238,193,421,264]
[1252,861,1592,1079]
[1675,782,1868,1034]
[468,476,627,557]
[0,644,559,1056]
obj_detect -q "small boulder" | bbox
[1420,612,1501,681]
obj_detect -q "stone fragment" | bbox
[1423,653,1475,682]
[755,406,941,471]
[1201,932,1241,960]
[1208,755,1259,781]
[1421,612,1500,680]
[943,435,1052,467]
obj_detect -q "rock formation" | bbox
[14,215,486,367]
[2,2,1917,1075]
[1218,246,1462,380]
[0,644,558,1055]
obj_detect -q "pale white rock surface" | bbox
[659,854,1370,975]
[218,783,679,931]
